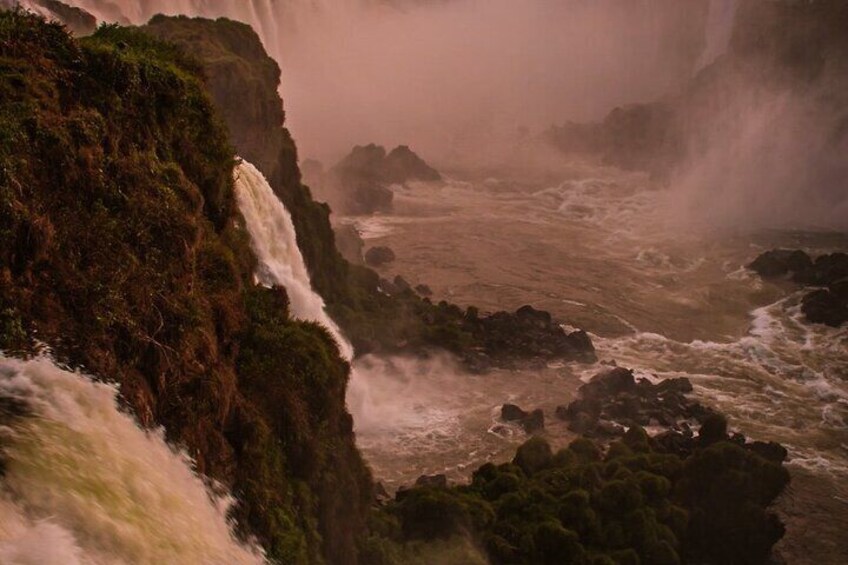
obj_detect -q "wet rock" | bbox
[383,145,442,183]
[378,277,401,295]
[501,404,528,422]
[748,249,813,279]
[555,405,570,421]
[750,250,848,327]
[373,481,391,505]
[516,305,553,328]
[697,413,728,446]
[365,246,396,267]
[522,409,545,434]
[415,473,448,489]
[748,441,789,463]
[802,288,848,327]
[393,275,412,293]
[465,305,596,364]
[560,368,716,440]
[568,411,597,434]
[333,223,365,264]
[414,283,433,297]
[501,404,545,433]
[806,253,848,286]
[595,419,625,437]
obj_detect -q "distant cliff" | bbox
[545,0,848,194]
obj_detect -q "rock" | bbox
[698,413,728,446]
[580,367,637,399]
[802,288,848,327]
[327,144,440,214]
[748,251,848,327]
[365,246,396,267]
[501,403,529,422]
[415,283,433,296]
[467,305,596,364]
[516,305,553,328]
[332,223,364,265]
[393,275,412,292]
[747,441,789,463]
[655,377,694,395]
[522,409,545,433]
[748,249,813,279]
[415,473,448,489]
[348,183,393,215]
[807,253,848,285]
[568,411,597,434]
[555,405,570,421]
[378,278,401,295]
[374,481,391,504]
[595,419,625,437]
[383,145,442,183]
[654,430,695,456]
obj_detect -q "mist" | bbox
[69,0,715,164]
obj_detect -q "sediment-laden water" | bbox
[344,166,848,563]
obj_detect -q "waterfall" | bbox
[0,355,264,565]
[697,0,738,69]
[234,159,354,360]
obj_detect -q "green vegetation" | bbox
[0,11,368,563]
[374,430,789,565]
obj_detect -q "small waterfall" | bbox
[697,0,739,69]
[234,159,354,360]
[0,355,264,565]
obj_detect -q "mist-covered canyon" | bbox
[0,1,846,564]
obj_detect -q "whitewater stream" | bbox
[343,165,848,563]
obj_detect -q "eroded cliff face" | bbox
[0,12,370,563]
[142,15,352,306]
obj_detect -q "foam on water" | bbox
[0,355,264,565]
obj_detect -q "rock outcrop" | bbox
[309,143,441,215]
[0,14,370,564]
[749,249,848,327]
[557,367,712,438]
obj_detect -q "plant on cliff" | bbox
[0,12,370,563]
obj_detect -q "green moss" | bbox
[0,12,370,564]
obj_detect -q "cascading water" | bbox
[234,159,354,360]
[697,0,738,69]
[0,355,264,565]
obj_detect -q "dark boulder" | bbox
[415,473,448,489]
[501,404,528,422]
[415,284,433,297]
[802,288,848,327]
[522,409,545,434]
[748,249,813,279]
[365,246,396,267]
[393,275,412,293]
[383,145,442,183]
[502,404,545,433]
[807,253,848,285]
[748,441,789,463]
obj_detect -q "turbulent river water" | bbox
[343,164,848,563]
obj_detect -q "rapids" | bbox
[345,166,848,563]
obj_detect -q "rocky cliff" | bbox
[0,12,370,563]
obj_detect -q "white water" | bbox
[0,355,264,565]
[234,159,354,360]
